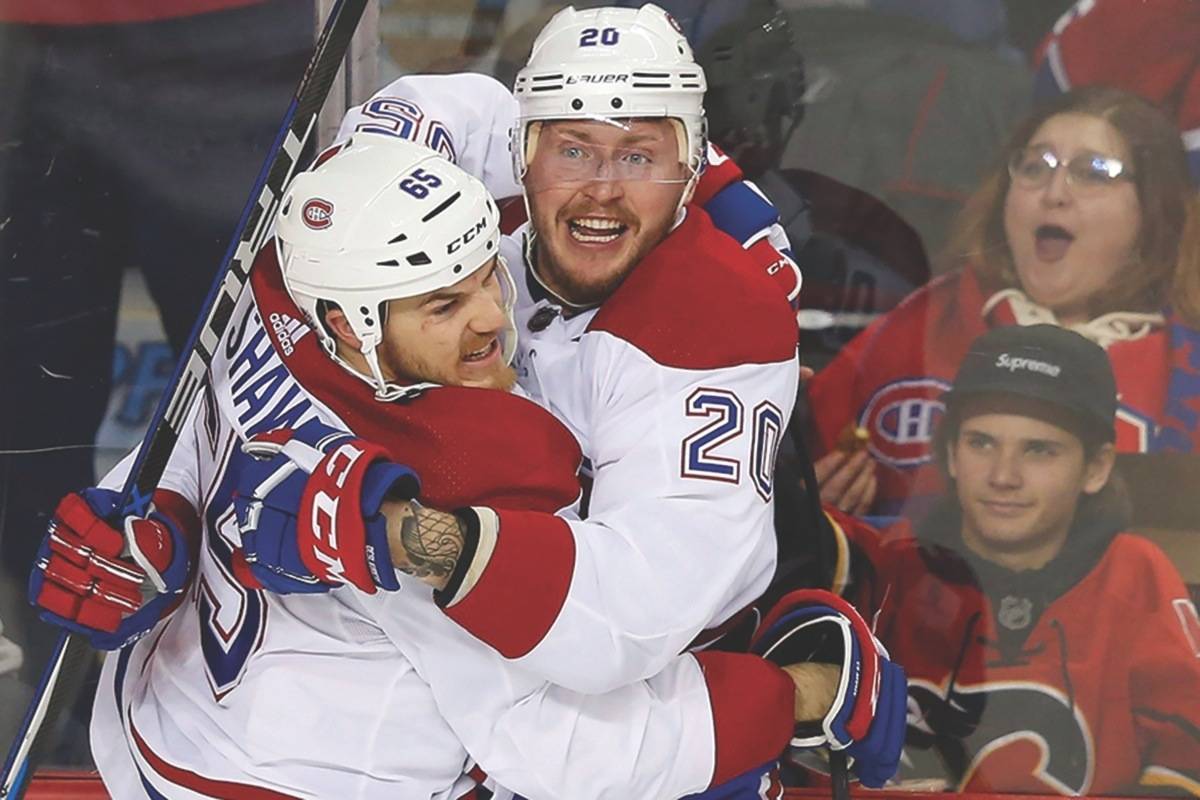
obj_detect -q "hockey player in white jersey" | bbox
[310,1,801,691]
[242,2,905,789]
[30,137,886,799]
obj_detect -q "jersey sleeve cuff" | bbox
[435,508,575,659]
[434,506,498,607]
[694,651,794,786]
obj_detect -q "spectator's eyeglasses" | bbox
[1007,148,1134,192]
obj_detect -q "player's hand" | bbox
[29,488,192,650]
[814,449,877,516]
[231,419,420,595]
[751,589,907,788]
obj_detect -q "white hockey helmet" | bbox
[511,4,708,187]
[275,136,513,401]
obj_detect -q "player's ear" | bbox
[1081,442,1116,496]
[324,306,363,351]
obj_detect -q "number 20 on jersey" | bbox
[682,388,783,502]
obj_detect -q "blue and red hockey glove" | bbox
[751,589,907,788]
[29,487,195,650]
[231,418,420,595]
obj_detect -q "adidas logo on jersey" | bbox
[269,312,309,357]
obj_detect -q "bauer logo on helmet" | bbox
[565,74,630,85]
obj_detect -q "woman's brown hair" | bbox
[944,86,1200,325]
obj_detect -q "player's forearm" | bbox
[381,499,461,591]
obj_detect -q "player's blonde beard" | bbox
[530,181,691,307]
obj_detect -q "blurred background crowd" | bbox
[1,0,1198,793]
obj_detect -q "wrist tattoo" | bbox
[397,504,465,580]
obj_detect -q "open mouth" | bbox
[1034,224,1074,262]
[462,338,499,363]
[568,216,629,245]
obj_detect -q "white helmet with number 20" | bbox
[512,4,708,186]
[275,136,514,401]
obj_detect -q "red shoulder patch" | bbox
[250,246,582,512]
[587,208,797,370]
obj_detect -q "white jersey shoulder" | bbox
[338,73,521,200]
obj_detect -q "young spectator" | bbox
[807,86,1200,516]
[823,325,1200,793]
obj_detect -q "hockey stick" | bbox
[0,1,367,795]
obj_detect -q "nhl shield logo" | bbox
[302,198,334,230]
[857,378,951,468]
[998,595,1034,631]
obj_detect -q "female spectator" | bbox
[806,86,1200,516]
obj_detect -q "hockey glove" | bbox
[750,589,907,788]
[29,488,193,650]
[232,418,420,595]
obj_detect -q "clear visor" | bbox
[491,254,520,365]
[522,117,695,193]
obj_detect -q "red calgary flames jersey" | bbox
[831,508,1200,795]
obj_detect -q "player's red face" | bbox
[1003,113,1141,325]
[525,119,690,305]
[947,397,1113,570]
[378,257,516,391]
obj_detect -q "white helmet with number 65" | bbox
[275,136,514,401]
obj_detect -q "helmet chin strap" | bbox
[322,333,435,402]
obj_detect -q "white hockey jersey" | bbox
[90,245,797,800]
[336,73,521,200]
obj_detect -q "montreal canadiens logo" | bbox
[302,198,334,230]
[858,378,951,468]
